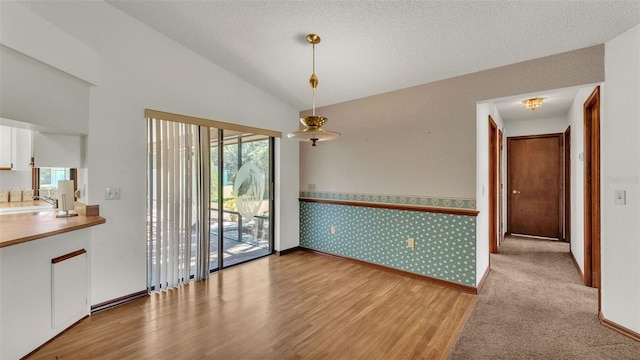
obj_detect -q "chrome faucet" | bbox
[35,195,58,208]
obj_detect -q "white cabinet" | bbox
[0,230,90,360]
[52,250,88,328]
[0,125,32,171]
[0,125,12,169]
[12,127,32,171]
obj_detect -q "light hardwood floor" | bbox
[29,251,476,359]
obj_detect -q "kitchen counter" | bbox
[1,206,103,359]
[0,206,105,248]
[0,200,46,209]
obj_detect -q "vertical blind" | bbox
[147,118,210,291]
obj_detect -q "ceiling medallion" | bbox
[287,34,340,146]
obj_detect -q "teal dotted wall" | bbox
[300,201,476,286]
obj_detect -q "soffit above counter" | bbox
[0,1,101,86]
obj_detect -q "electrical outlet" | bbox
[105,187,121,200]
[615,190,626,205]
[407,237,415,249]
[330,226,336,234]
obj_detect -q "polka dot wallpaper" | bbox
[300,201,477,286]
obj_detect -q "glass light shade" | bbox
[288,115,340,146]
[523,97,543,110]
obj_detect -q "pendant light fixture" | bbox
[288,34,340,146]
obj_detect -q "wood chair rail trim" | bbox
[299,197,479,216]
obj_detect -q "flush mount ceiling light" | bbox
[287,34,340,146]
[523,97,543,110]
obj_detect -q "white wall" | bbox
[6,2,299,306]
[601,25,640,334]
[0,170,30,190]
[504,116,567,138]
[0,45,91,135]
[300,44,604,200]
[476,102,491,285]
[567,86,598,272]
[0,1,100,87]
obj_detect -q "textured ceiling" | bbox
[106,0,639,114]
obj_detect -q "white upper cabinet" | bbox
[0,125,32,171]
[0,125,11,170]
[12,127,32,171]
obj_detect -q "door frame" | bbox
[488,116,498,253]
[499,129,504,245]
[583,86,601,297]
[564,126,571,244]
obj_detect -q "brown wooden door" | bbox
[507,134,562,239]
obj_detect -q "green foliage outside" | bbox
[212,138,269,202]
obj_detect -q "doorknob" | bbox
[512,189,521,194]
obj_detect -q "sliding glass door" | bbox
[147,109,276,291]
[209,129,273,270]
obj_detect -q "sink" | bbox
[0,205,55,215]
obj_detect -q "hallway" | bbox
[449,236,640,359]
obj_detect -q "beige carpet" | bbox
[449,236,640,359]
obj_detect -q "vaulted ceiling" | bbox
[106,0,639,116]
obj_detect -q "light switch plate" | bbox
[105,187,121,200]
[614,190,626,205]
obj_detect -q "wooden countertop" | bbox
[0,209,105,248]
